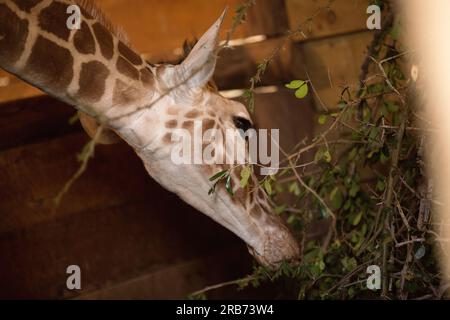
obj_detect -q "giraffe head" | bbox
[111,11,299,268]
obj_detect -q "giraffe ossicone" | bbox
[0,0,300,268]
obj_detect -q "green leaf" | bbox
[323,150,332,163]
[314,148,331,163]
[380,151,389,164]
[243,89,255,113]
[352,211,363,226]
[376,179,386,192]
[385,101,399,113]
[285,80,304,89]
[340,256,357,272]
[209,170,227,182]
[319,205,329,219]
[318,114,328,125]
[274,205,286,214]
[264,179,273,195]
[287,214,297,225]
[318,260,326,271]
[239,166,251,188]
[295,83,309,99]
[349,183,359,197]
[288,182,301,196]
[304,248,321,263]
[314,148,324,163]
[225,174,234,196]
[415,245,426,260]
[368,127,380,140]
[347,287,356,298]
[348,147,358,160]
[330,187,344,209]
[68,113,80,125]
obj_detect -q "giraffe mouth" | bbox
[246,226,300,270]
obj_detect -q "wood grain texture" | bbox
[0,197,248,299]
[0,96,78,151]
[285,0,369,41]
[96,0,288,60]
[302,31,373,109]
[0,0,369,104]
[77,247,252,299]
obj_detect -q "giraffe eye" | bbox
[233,116,253,132]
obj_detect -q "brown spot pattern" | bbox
[249,205,262,219]
[92,22,113,60]
[182,121,194,129]
[0,4,29,65]
[140,68,154,86]
[25,36,73,92]
[118,41,142,65]
[38,1,71,41]
[202,119,216,132]
[185,110,201,119]
[77,61,109,103]
[162,133,172,144]
[117,56,139,80]
[74,21,95,55]
[11,0,42,12]
[165,120,178,129]
[112,79,141,106]
[258,189,265,201]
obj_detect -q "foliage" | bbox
[195,1,444,300]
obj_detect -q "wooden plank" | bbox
[0,73,42,105]
[0,0,289,104]
[0,199,246,299]
[301,31,373,109]
[76,247,252,300]
[216,38,307,89]
[250,87,316,153]
[97,0,288,61]
[0,132,146,234]
[285,0,370,41]
[0,0,372,105]
[0,96,79,151]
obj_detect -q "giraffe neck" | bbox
[0,0,155,125]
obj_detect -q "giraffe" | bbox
[0,0,300,268]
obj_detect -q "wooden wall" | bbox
[0,0,373,299]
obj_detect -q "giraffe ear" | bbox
[178,8,226,88]
[158,9,226,94]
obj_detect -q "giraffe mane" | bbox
[74,0,131,46]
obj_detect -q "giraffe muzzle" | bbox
[247,225,300,270]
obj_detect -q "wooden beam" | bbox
[96,0,288,60]
[76,247,252,300]
[0,96,78,151]
[0,0,373,105]
[301,31,374,109]
[0,197,246,298]
[285,0,369,41]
